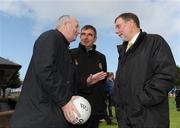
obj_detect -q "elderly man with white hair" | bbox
[10,15,80,128]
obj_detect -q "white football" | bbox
[72,96,91,125]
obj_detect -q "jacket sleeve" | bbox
[138,36,176,107]
[75,54,107,94]
[32,32,72,107]
[75,70,92,94]
[102,55,107,72]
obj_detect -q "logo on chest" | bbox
[98,62,103,70]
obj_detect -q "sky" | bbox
[0,0,180,80]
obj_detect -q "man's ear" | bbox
[129,19,135,27]
[93,37,97,42]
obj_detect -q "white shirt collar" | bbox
[129,32,140,45]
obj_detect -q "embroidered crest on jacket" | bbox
[98,62,103,70]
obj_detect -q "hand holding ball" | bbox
[72,96,91,125]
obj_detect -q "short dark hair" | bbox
[114,12,140,28]
[81,25,97,38]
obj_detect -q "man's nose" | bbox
[115,30,119,34]
[77,29,80,34]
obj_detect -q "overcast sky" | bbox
[0,0,180,80]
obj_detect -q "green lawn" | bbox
[169,96,180,128]
[100,96,180,128]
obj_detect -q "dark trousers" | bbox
[175,96,180,110]
[73,115,99,128]
[107,94,113,117]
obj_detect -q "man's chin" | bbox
[71,38,76,42]
[119,35,123,38]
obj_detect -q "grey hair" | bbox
[114,12,140,28]
[57,15,72,28]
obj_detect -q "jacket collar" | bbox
[55,29,70,47]
[117,31,147,54]
[79,43,96,53]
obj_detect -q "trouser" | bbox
[107,96,113,117]
[73,115,99,128]
[175,96,180,110]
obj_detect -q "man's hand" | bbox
[61,96,80,124]
[87,71,107,85]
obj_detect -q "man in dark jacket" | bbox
[114,12,176,128]
[71,25,107,128]
[10,15,81,128]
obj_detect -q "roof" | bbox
[0,57,21,66]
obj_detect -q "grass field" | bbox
[99,96,180,128]
[169,96,180,128]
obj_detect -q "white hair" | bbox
[57,15,73,28]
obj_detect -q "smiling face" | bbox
[80,28,96,49]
